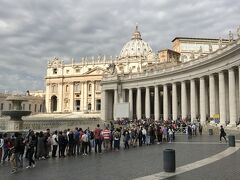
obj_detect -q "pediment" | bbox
[83,67,110,75]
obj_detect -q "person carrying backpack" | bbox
[113,129,120,150]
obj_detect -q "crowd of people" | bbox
[0,119,207,174]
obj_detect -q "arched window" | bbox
[66,85,69,92]
[51,95,57,112]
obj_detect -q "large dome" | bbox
[119,26,153,60]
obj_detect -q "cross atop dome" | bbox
[131,23,142,40]
[136,23,138,31]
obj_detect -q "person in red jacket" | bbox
[94,124,102,153]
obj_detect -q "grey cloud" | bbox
[0,0,239,92]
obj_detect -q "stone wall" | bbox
[0,118,102,131]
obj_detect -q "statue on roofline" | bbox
[237,26,240,38]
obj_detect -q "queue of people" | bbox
[0,119,205,174]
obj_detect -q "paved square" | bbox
[1,134,238,180]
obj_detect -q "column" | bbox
[172,83,177,121]
[163,84,168,121]
[154,85,160,121]
[219,71,226,125]
[45,83,50,112]
[190,79,196,122]
[137,88,142,119]
[122,90,126,102]
[228,68,237,126]
[101,90,107,120]
[239,66,240,127]
[91,81,95,111]
[145,86,150,119]
[58,82,63,112]
[209,74,216,118]
[200,77,206,125]
[181,81,187,120]
[80,82,84,111]
[84,81,88,111]
[69,82,74,111]
[113,89,118,120]
[129,88,133,120]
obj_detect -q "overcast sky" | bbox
[0,0,239,92]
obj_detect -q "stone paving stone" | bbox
[0,135,232,180]
[166,148,240,180]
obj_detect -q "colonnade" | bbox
[107,67,240,126]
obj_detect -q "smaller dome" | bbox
[119,26,153,60]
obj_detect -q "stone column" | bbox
[113,89,118,120]
[228,68,237,126]
[209,74,216,118]
[172,83,177,121]
[80,82,84,111]
[69,82,74,112]
[101,90,107,121]
[200,77,206,125]
[181,81,187,120]
[45,83,50,112]
[219,71,226,125]
[154,85,159,121]
[91,81,95,111]
[58,82,63,112]
[163,84,168,121]
[129,88,133,120]
[145,86,150,119]
[137,87,142,119]
[239,66,240,127]
[84,81,88,111]
[190,79,196,123]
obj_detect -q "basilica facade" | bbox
[45,26,240,126]
[45,26,179,114]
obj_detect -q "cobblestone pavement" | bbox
[0,135,237,180]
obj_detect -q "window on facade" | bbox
[75,100,80,111]
[53,68,57,74]
[22,104,25,110]
[76,69,80,73]
[96,99,101,111]
[66,85,69,92]
[9,104,11,110]
[34,104,37,112]
[40,104,42,112]
[66,70,69,74]
[88,103,91,110]
[29,104,31,111]
[0,103,3,110]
